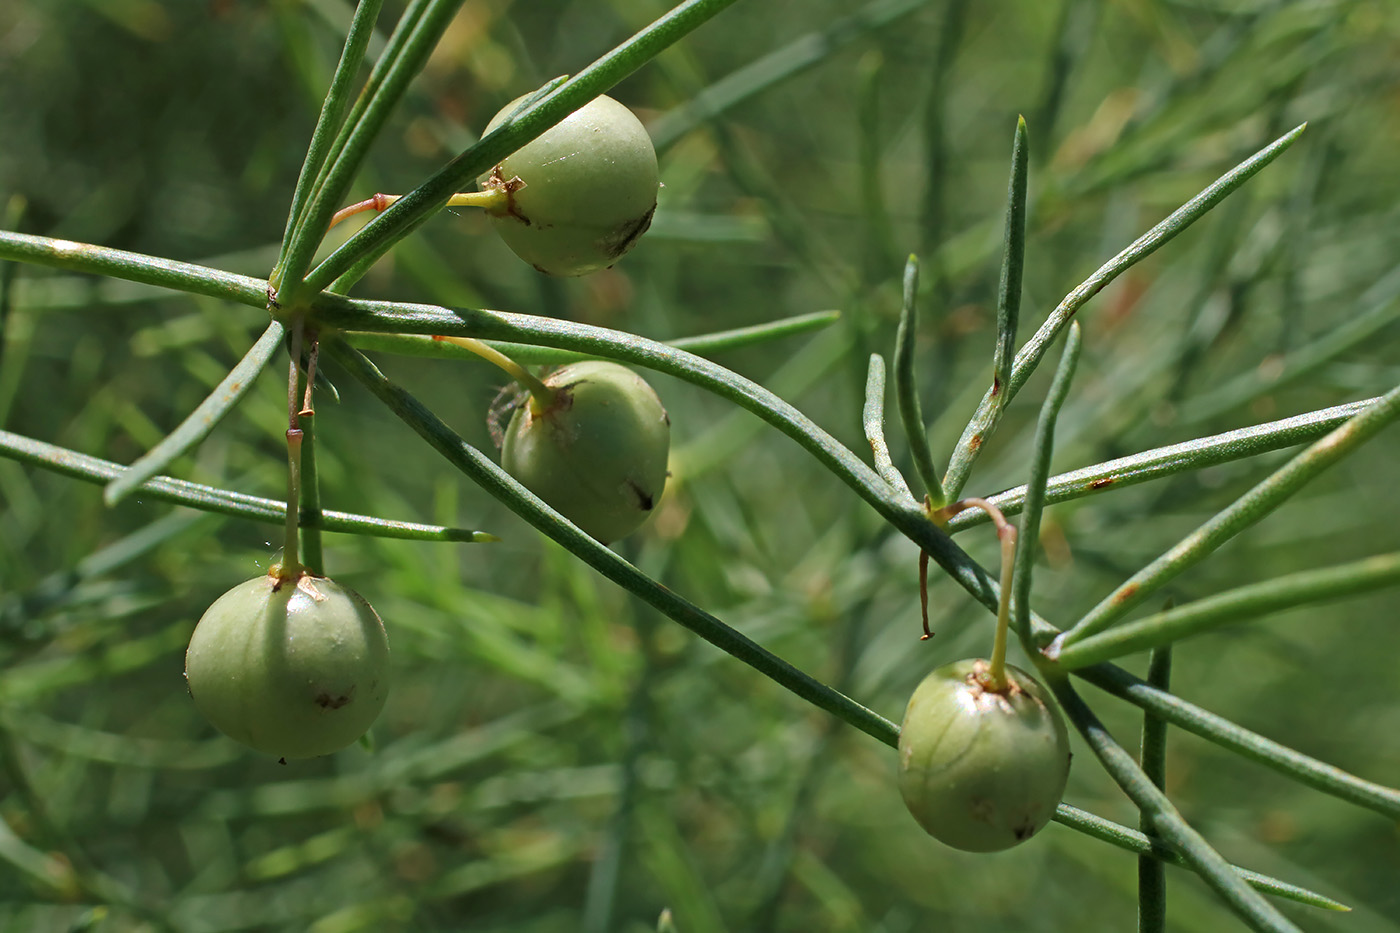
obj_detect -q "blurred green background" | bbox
[2,0,1400,930]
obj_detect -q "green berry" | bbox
[501,361,669,543]
[480,94,659,276]
[897,659,1071,852]
[184,572,390,759]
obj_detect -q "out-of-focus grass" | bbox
[2,0,1400,930]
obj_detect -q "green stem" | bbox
[1054,552,1400,669]
[1050,677,1302,933]
[944,397,1377,533]
[893,255,945,505]
[272,0,386,287]
[0,230,267,309]
[1053,380,1400,653]
[942,115,1029,501]
[299,409,325,576]
[0,429,496,542]
[307,293,1023,636]
[1074,663,1400,820]
[943,124,1307,497]
[1051,805,1346,912]
[1011,321,1080,650]
[326,338,901,746]
[1138,645,1172,933]
[281,319,307,580]
[433,336,555,412]
[861,354,915,500]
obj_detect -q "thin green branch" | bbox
[893,255,945,505]
[301,0,745,295]
[944,124,1308,497]
[325,338,901,746]
[1139,645,1172,933]
[104,321,285,505]
[943,115,1029,501]
[1052,805,1346,913]
[944,397,1378,532]
[0,230,268,309]
[648,0,933,152]
[1050,678,1303,933]
[272,0,386,283]
[1011,321,1080,649]
[862,354,915,500]
[344,309,840,366]
[1055,552,1400,669]
[1053,381,1400,652]
[0,429,495,543]
[1074,663,1400,820]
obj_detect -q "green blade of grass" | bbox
[1180,263,1400,423]
[104,321,284,505]
[1053,381,1400,652]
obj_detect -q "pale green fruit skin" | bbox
[185,573,390,759]
[501,361,669,543]
[897,659,1071,852]
[480,94,659,276]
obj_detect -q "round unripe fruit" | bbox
[479,94,659,276]
[184,572,390,759]
[501,361,669,543]
[897,659,1071,852]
